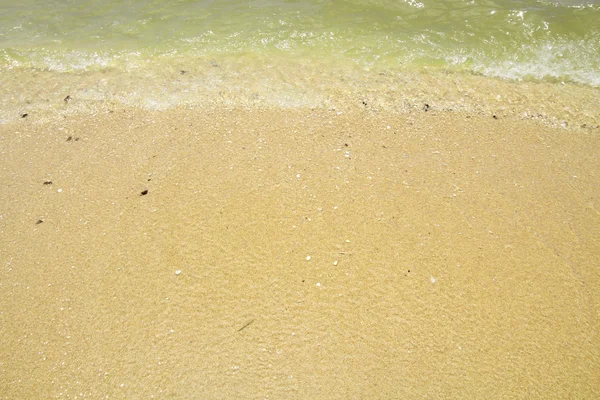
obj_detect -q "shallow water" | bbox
[2,0,599,82]
[0,0,599,125]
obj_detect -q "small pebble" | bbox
[175,270,181,275]
[431,277,436,283]
[333,260,338,266]
[306,256,311,261]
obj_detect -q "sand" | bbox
[1,107,599,398]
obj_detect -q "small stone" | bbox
[431,277,436,283]
[333,260,338,266]
[57,188,63,193]
[306,256,311,261]
[175,270,181,275]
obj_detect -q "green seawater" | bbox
[2,0,599,81]
[0,0,599,123]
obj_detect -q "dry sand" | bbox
[1,107,599,398]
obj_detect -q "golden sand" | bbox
[1,108,599,398]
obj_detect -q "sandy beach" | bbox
[1,106,598,398]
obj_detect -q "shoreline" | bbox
[2,62,599,130]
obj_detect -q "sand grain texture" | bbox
[1,109,599,399]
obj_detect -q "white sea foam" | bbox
[467,37,600,87]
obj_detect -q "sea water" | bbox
[1,0,598,123]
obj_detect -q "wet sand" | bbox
[1,107,599,398]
